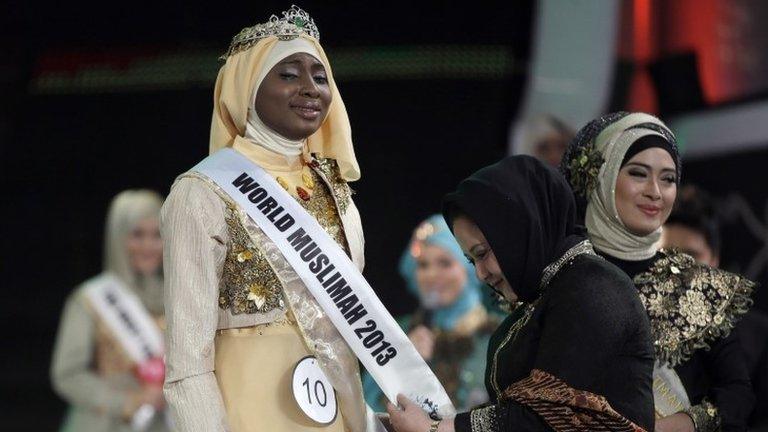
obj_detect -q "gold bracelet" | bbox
[429,419,441,432]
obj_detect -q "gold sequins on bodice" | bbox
[217,166,350,316]
[296,168,349,253]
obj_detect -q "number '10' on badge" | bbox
[292,356,338,425]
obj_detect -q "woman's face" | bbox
[126,216,163,276]
[452,216,517,303]
[615,147,677,236]
[255,52,332,140]
[414,244,467,308]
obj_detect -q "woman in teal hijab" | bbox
[364,215,497,411]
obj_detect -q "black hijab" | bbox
[442,155,582,303]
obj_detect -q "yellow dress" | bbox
[215,319,345,431]
[162,143,365,432]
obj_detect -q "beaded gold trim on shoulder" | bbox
[222,5,320,59]
[539,239,599,289]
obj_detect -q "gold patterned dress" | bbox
[604,249,755,431]
[161,144,366,432]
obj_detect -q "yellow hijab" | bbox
[209,35,360,181]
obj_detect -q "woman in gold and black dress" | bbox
[560,112,755,432]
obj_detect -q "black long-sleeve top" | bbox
[603,251,754,432]
[454,254,655,432]
[737,310,768,430]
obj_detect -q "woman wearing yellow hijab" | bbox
[161,6,369,431]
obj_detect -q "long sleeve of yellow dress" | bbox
[161,177,231,432]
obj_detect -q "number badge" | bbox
[291,356,338,425]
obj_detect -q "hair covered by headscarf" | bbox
[398,215,483,329]
[559,111,681,218]
[559,112,681,260]
[209,34,360,181]
[442,156,582,303]
[103,189,164,312]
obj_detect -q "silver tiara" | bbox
[222,5,320,59]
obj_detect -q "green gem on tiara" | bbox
[568,140,605,198]
[221,5,320,59]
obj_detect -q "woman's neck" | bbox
[597,248,660,279]
[244,108,306,158]
[233,136,309,172]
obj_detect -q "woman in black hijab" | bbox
[387,156,655,432]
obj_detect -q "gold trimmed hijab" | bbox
[209,35,360,181]
[560,112,680,261]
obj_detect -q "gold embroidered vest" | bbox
[192,158,352,317]
[634,249,754,367]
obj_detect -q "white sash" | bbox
[653,362,691,417]
[193,148,455,418]
[83,274,164,363]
